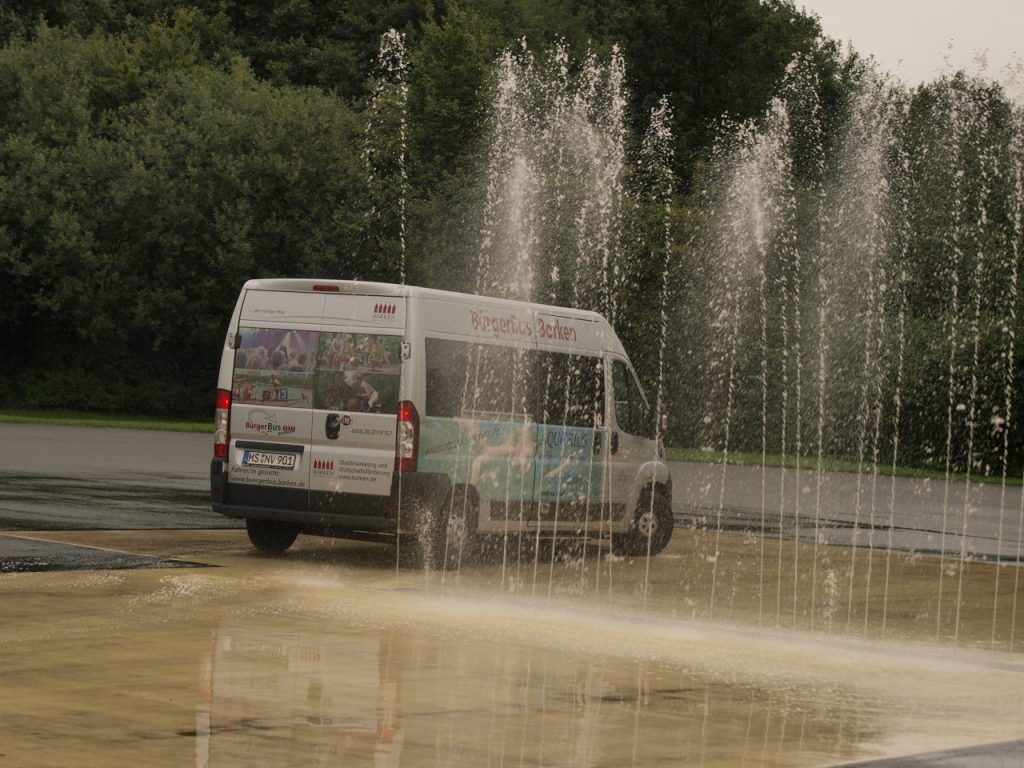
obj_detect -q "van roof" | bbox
[241,278,608,323]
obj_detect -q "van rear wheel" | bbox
[430,488,479,571]
[613,489,673,557]
[246,518,299,554]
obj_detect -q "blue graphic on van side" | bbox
[419,417,602,505]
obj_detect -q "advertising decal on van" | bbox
[469,309,533,339]
[372,303,397,320]
[232,464,306,487]
[536,317,577,343]
[232,329,402,414]
[466,309,581,345]
[327,457,396,495]
[243,409,297,436]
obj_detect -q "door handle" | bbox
[610,431,619,455]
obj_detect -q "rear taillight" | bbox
[396,400,418,473]
[214,388,231,459]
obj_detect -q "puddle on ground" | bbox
[0,534,209,573]
[2,532,1023,767]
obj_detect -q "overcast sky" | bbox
[797,0,1021,90]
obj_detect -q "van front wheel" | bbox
[246,518,299,554]
[613,489,673,557]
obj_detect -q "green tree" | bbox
[0,16,370,416]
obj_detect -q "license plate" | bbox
[242,450,296,469]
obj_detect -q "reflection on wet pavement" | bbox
[193,626,874,767]
[2,530,1023,767]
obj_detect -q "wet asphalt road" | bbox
[3,423,1023,766]
[2,422,1022,564]
[0,422,231,531]
[0,423,236,572]
[671,460,1024,563]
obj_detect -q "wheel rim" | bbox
[447,509,467,546]
[637,508,657,539]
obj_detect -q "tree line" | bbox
[0,0,830,418]
[4,1,1022,478]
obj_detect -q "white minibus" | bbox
[210,279,673,566]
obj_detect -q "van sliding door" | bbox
[419,338,538,533]
[533,352,606,533]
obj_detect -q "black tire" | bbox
[612,488,673,557]
[245,518,299,554]
[429,487,479,571]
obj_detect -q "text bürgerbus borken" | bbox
[470,310,578,343]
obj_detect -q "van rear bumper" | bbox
[210,458,450,538]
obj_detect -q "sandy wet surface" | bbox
[2,529,1023,767]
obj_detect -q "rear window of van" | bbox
[232,327,402,414]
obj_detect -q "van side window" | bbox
[475,345,534,419]
[425,338,605,426]
[231,327,317,407]
[612,359,652,438]
[538,352,605,428]
[425,338,534,420]
[425,338,468,418]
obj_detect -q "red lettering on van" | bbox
[469,309,533,339]
[537,317,577,343]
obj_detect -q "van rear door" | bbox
[309,295,406,514]
[227,290,323,511]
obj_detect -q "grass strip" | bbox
[666,447,1022,486]
[0,409,211,433]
